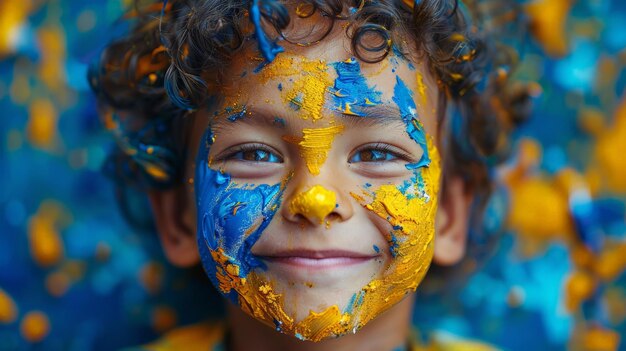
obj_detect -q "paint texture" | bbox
[331,58,382,116]
[259,54,332,122]
[250,0,284,63]
[415,72,428,106]
[289,185,337,224]
[196,128,286,302]
[284,125,345,175]
[393,76,431,169]
[347,136,441,333]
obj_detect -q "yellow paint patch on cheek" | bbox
[259,55,332,122]
[346,136,442,326]
[284,125,344,175]
[289,185,337,224]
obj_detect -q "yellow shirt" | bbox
[126,322,499,351]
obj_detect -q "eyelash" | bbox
[217,143,411,165]
[220,144,283,163]
[349,143,412,163]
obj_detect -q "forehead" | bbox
[212,37,439,136]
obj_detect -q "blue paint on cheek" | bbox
[250,0,284,64]
[331,58,382,116]
[397,170,428,201]
[392,76,431,169]
[373,245,380,253]
[195,129,284,301]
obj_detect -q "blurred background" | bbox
[0,0,625,350]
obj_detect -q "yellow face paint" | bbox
[259,54,333,122]
[289,185,337,224]
[416,72,428,106]
[284,125,344,175]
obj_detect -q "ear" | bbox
[434,175,472,266]
[148,186,200,267]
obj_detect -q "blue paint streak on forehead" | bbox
[251,0,284,65]
[195,128,284,303]
[392,75,431,169]
[331,58,382,116]
[226,105,247,121]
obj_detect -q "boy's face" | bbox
[189,32,441,341]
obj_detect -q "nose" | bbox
[282,184,353,225]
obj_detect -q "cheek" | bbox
[354,137,441,275]
[194,129,285,300]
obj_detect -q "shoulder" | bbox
[121,321,226,351]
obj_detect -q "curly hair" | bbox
[89,0,532,239]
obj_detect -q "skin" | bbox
[149,23,471,351]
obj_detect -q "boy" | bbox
[91,0,529,349]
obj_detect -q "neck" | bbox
[226,294,415,351]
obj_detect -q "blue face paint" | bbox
[250,0,284,65]
[273,117,286,127]
[331,58,382,116]
[397,171,428,201]
[226,105,247,122]
[195,128,285,303]
[392,76,431,169]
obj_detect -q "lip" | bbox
[258,250,380,270]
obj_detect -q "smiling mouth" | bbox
[259,250,380,269]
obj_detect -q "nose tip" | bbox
[289,185,337,224]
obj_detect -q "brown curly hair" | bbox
[89,0,531,239]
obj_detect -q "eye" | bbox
[348,144,406,163]
[223,144,283,163]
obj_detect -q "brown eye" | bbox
[227,147,283,163]
[349,149,398,163]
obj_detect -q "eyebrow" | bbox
[339,105,406,128]
[211,104,407,131]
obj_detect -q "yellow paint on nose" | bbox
[289,185,337,224]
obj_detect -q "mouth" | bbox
[259,250,380,270]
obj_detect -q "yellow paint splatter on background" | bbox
[20,311,50,343]
[289,185,337,224]
[0,288,18,324]
[569,326,620,351]
[284,125,344,175]
[27,200,71,267]
[0,1,36,57]
[594,96,626,194]
[152,305,178,333]
[27,98,58,149]
[37,25,67,95]
[259,54,333,122]
[525,0,572,57]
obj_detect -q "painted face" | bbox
[191,37,441,341]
